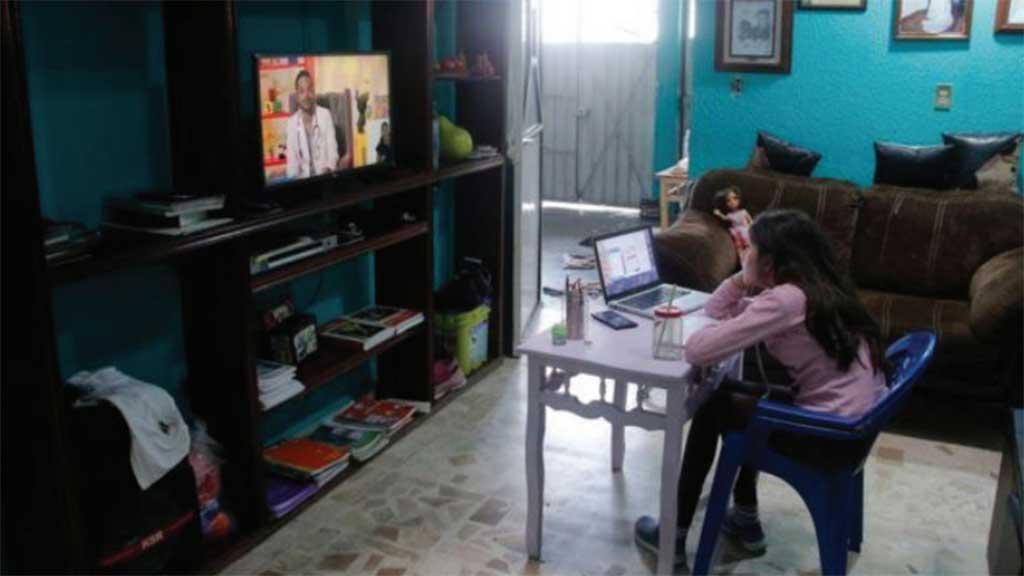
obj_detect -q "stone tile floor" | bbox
[227,357,1002,575]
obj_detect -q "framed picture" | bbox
[894,0,973,40]
[798,0,866,9]
[715,0,794,74]
[995,0,1024,32]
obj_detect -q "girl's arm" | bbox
[702,273,749,320]
[686,287,802,366]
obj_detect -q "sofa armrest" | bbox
[653,211,738,293]
[969,247,1024,343]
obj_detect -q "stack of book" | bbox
[43,220,99,263]
[257,360,305,411]
[104,193,232,236]
[265,475,319,519]
[320,306,425,351]
[307,423,389,463]
[264,438,350,488]
[329,398,417,435]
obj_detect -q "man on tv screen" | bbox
[286,70,340,178]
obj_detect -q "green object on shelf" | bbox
[439,114,473,161]
[551,323,567,346]
[435,305,490,375]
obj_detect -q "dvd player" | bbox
[250,232,338,275]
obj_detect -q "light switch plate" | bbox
[935,84,952,111]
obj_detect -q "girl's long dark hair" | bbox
[750,210,885,374]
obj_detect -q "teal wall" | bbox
[690,0,1024,188]
[433,0,457,289]
[652,0,684,197]
[21,2,418,442]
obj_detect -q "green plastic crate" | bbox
[435,305,490,375]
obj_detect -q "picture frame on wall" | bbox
[715,0,794,74]
[894,0,973,40]
[798,0,866,10]
[995,0,1024,33]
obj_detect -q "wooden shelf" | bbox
[251,222,429,293]
[47,157,504,285]
[198,356,503,575]
[295,325,424,392]
[433,72,502,83]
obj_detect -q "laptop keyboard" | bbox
[620,286,688,310]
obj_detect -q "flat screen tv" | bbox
[254,52,393,189]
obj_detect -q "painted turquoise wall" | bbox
[21,2,407,440]
[652,0,684,197]
[690,0,1024,188]
[433,0,457,289]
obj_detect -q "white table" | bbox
[516,306,740,575]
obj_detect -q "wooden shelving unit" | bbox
[5,0,511,573]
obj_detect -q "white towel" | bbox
[69,367,190,490]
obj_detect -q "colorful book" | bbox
[263,438,349,476]
[266,475,318,518]
[308,425,389,462]
[320,319,396,351]
[330,398,416,433]
[348,306,425,334]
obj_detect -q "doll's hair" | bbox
[713,187,740,217]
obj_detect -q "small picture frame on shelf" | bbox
[715,0,794,74]
[798,0,865,9]
[894,0,973,40]
[995,0,1024,32]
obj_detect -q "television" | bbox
[254,52,393,189]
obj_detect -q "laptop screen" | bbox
[594,228,660,300]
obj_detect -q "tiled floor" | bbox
[226,353,1003,575]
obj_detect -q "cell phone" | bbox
[591,310,637,330]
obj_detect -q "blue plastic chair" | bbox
[692,331,937,576]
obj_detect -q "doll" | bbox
[713,186,753,255]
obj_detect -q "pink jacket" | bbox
[685,279,886,418]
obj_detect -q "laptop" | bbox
[592,226,709,319]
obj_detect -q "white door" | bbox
[540,0,658,208]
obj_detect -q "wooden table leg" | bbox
[526,357,547,560]
[657,386,686,575]
[612,379,626,472]
[659,181,670,231]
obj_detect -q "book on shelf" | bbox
[320,318,396,351]
[103,217,234,237]
[329,398,416,434]
[263,438,349,477]
[269,458,349,488]
[108,194,226,217]
[307,425,389,463]
[348,306,425,335]
[266,475,318,519]
[105,206,211,229]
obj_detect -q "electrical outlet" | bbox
[731,76,743,96]
[935,84,952,111]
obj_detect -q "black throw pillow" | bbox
[756,131,822,176]
[873,141,957,190]
[942,132,1023,189]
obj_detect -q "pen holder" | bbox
[652,305,684,360]
[565,289,588,341]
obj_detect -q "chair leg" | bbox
[848,469,864,553]
[692,435,744,576]
[803,474,852,576]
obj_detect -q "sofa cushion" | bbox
[654,210,738,293]
[857,289,996,381]
[942,132,1023,190]
[851,186,1024,300]
[749,131,822,177]
[689,169,862,273]
[873,141,957,190]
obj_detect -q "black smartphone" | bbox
[591,309,638,330]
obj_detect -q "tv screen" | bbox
[255,53,392,187]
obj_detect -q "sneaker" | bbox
[721,508,766,554]
[633,516,687,566]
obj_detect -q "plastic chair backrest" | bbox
[854,331,936,435]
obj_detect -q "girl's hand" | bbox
[729,271,747,291]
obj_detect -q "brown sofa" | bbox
[655,168,1024,404]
